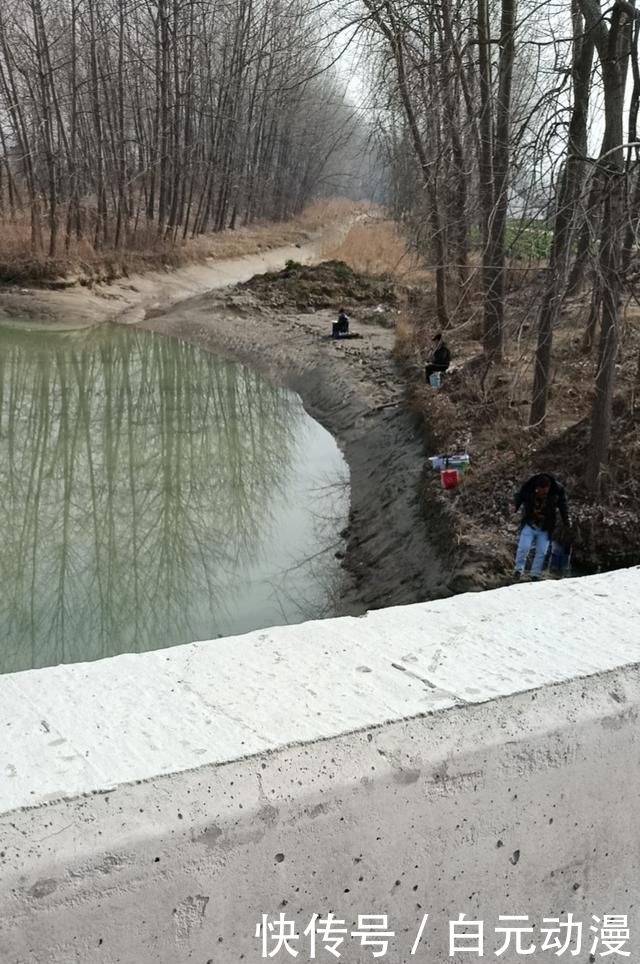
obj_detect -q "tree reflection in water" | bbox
[0,326,348,673]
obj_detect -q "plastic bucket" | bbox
[440,469,459,490]
[429,372,442,388]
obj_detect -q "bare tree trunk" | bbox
[567,165,603,295]
[582,275,602,352]
[530,2,594,430]
[579,0,634,497]
[622,14,640,273]
[114,0,128,249]
[87,0,107,247]
[588,177,624,496]
[157,0,170,234]
[65,0,79,251]
[362,0,450,328]
[477,0,495,346]
[482,0,517,360]
[438,2,469,285]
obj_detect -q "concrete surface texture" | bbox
[1,569,640,963]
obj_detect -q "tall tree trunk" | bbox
[622,14,640,273]
[580,0,634,497]
[114,0,128,249]
[88,0,106,247]
[582,276,602,352]
[482,0,517,360]
[567,139,607,296]
[157,0,170,233]
[363,0,450,328]
[529,2,594,430]
[65,0,79,251]
[477,0,495,348]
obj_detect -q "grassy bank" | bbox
[0,198,369,287]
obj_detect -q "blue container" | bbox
[429,372,442,388]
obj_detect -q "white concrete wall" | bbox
[2,570,640,963]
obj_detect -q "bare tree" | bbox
[529,0,594,430]
[578,0,635,496]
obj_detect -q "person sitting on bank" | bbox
[425,333,451,382]
[332,307,350,339]
[512,472,569,581]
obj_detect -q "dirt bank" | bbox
[137,278,464,615]
[0,235,333,331]
[398,279,640,584]
[1,239,474,616]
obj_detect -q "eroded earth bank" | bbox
[137,266,466,616]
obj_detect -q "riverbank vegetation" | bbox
[321,216,640,578]
[0,197,365,286]
[341,0,640,505]
[306,0,640,578]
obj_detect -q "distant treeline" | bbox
[0,0,354,255]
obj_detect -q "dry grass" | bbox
[296,197,374,230]
[0,197,367,286]
[321,218,434,283]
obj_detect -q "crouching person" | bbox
[512,473,569,581]
[332,307,350,339]
[425,333,451,382]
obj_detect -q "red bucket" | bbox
[440,468,459,490]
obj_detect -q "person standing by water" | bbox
[512,473,570,581]
[425,333,451,382]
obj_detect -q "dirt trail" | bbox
[140,283,459,616]
[0,222,351,330]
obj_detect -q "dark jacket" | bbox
[514,474,569,536]
[432,342,450,368]
[337,312,349,333]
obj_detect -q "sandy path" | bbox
[0,222,351,329]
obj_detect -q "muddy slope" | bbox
[139,287,461,615]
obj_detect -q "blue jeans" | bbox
[515,524,550,576]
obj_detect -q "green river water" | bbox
[0,325,349,674]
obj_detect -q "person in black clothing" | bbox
[512,472,570,580]
[425,333,451,382]
[332,307,350,339]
